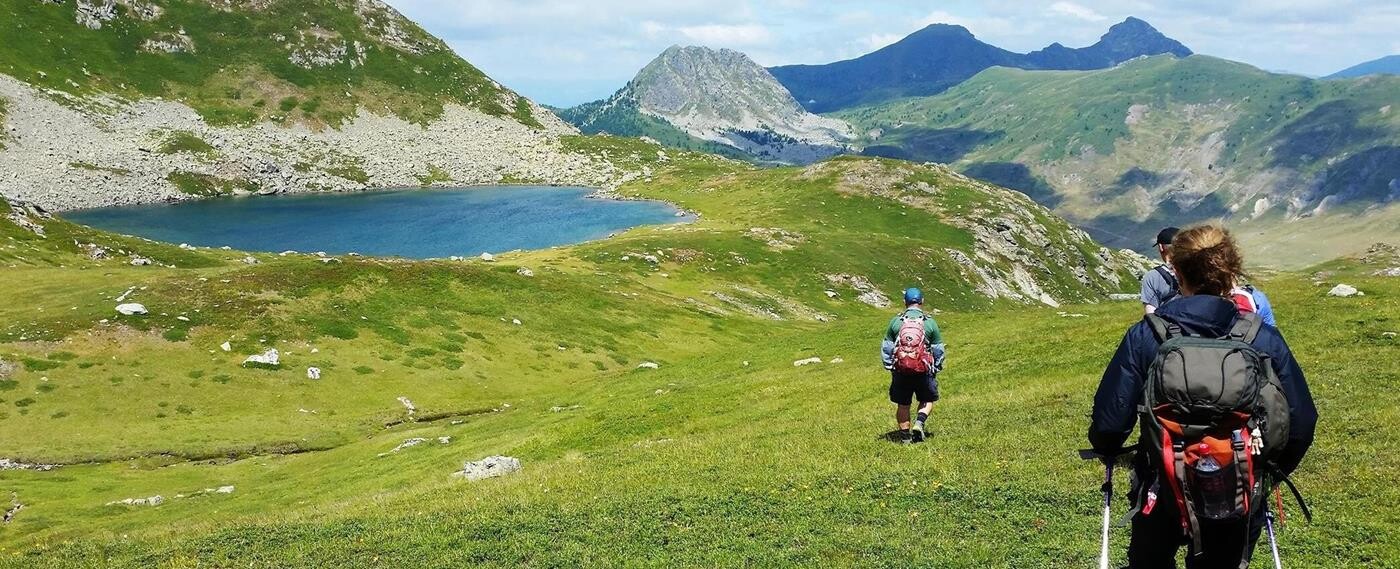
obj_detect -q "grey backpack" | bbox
[1138,312,1291,551]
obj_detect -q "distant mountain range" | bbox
[838,55,1400,263]
[557,46,852,164]
[1328,55,1400,79]
[769,17,1192,113]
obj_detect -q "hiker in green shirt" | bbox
[880,287,946,443]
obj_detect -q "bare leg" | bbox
[896,404,911,431]
[917,401,934,417]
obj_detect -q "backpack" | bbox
[1139,312,1292,552]
[892,312,933,374]
[1155,265,1180,306]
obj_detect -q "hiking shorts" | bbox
[889,370,939,405]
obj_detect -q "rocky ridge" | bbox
[563,46,853,165]
[0,74,636,211]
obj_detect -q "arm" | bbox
[881,316,898,370]
[1263,329,1317,475]
[925,318,946,370]
[1089,326,1147,454]
[1141,272,1162,315]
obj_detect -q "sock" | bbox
[916,412,928,424]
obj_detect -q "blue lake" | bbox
[66,186,690,258]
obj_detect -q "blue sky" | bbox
[389,0,1400,107]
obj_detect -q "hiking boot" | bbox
[911,421,926,443]
[897,429,914,444]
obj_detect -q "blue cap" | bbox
[903,287,923,305]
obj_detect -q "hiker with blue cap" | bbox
[881,287,946,443]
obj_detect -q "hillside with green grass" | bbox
[837,55,1400,266]
[0,143,1396,566]
[0,0,535,127]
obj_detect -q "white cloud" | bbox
[863,33,902,51]
[1049,2,1108,22]
[675,24,774,46]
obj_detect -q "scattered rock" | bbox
[1375,267,1400,277]
[824,290,838,299]
[0,458,57,472]
[438,436,451,444]
[129,256,152,266]
[176,315,190,322]
[107,495,163,507]
[511,318,522,326]
[830,357,844,364]
[1107,293,1139,302]
[241,256,259,265]
[3,497,21,524]
[794,357,822,366]
[391,438,427,452]
[825,274,891,308]
[459,456,521,481]
[637,362,659,370]
[115,303,148,316]
[516,267,534,277]
[242,349,280,368]
[306,367,321,380]
[1382,332,1396,338]
[479,252,495,262]
[1328,284,1363,298]
[397,396,416,417]
[0,358,13,379]
[220,341,232,352]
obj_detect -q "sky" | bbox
[388,0,1400,108]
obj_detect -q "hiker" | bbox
[1141,227,1181,314]
[881,287,946,443]
[1089,225,1317,568]
[1231,282,1278,327]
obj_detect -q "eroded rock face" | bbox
[0,72,636,212]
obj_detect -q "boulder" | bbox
[479,252,495,262]
[460,456,521,481]
[129,256,153,266]
[793,357,822,366]
[220,341,232,352]
[516,267,534,277]
[306,367,321,380]
[1328,284,1363,298]
[242,256,259,265]
[637,361,659,370]
[242,349,280,368]
[115,303,148,315]
[1376,268,1400,278]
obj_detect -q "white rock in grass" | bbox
[242,349,280,368]
[397,396,416,416]
[479,252,495,262]
[1375,267,1400,277]
[129,256,152,266]
[830,357,845,364]
[107,495,163,507]
[793,357,822,366]
[1328,284,1362,297]
[511,318,522,326]
[637,362,659,370]
[306,367,321,380]
[516,267,534,277]
[391,438,427,452]
[115,303,147,315]
[220,341,232,352]
[215,485,235,494]
[460,456,521,481]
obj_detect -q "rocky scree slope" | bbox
[769,17,1191,113]
[560,46,854,165]
[839,55,1400,265]
[0,0,635,211]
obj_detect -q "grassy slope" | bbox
[836,56,1400,263]
[0,151,1395,566]
[0,0,535,127]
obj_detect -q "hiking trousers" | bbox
[1127,493,1264,569]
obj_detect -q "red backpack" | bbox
[892,313,932,374]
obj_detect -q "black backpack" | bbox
[1139,312,1293,551]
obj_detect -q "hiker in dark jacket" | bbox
[1090,224,1318,568]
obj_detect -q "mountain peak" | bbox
[911,23,976,38]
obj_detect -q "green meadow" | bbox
[0,149,1395,567]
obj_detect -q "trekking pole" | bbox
[1265,507,1283,569]
[1079,447,1136,569]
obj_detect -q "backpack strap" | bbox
[1227,312,1264,343]
[1155,265,1180,303]
[1275,471,1314,523]
[1144,314,1183,342]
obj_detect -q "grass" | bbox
[0,0,532,127]
[0,151,1392,567]
[165,171,255,197]
[156,130,216,156]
